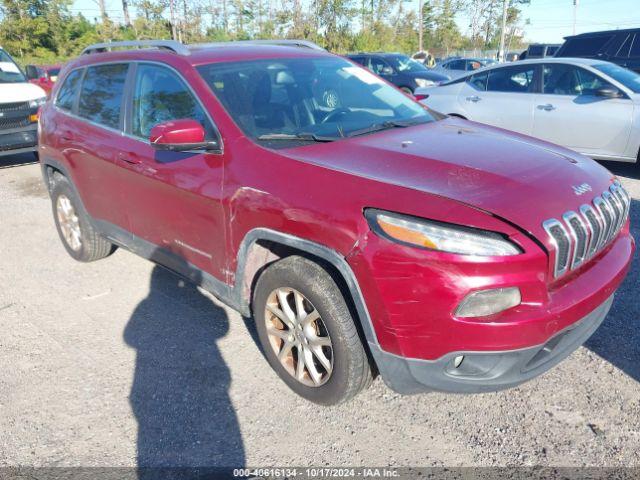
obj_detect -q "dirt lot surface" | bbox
[1,153,639,469]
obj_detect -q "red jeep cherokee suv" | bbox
[39,40,634,405]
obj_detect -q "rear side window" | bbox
[131,63,214,139]
[447,60,465,70]
[56,69,83,111]
[349,56,366,66]
[561,35,613,56]
[527,45,545,57]
[631,35,640,58]
[486,65,535,93]
[78,63,129,129]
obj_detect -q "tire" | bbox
[253,255,372,405]
[400,86,413,95]
[50,174,116,262]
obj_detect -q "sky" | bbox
[71,0,640,44]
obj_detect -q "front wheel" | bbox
[253,256,372,405]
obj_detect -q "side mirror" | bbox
[150,119,221,153]
[381,66,394,75]
[595,86,622,99]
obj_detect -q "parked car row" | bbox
[0,47,47,158]
[36,39,633,405]
[415,57,640,164]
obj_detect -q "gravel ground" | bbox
[0,153,639,469]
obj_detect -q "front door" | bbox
[460,64,537,135]
[532,63,634,158]
[118,62,228,279]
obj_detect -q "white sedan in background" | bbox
[415,58,640,163]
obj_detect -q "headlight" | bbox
[365,209,521,256]
[415,78,436,88]
[29,96,46,108]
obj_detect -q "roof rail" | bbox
[193,39,326,51]
[81,40,190,56]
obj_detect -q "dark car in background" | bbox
[555,28,640,73]
[347,53,449,93]
[519,43,561,60]
[25,64,62,96]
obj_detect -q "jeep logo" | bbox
[572,183,592,196]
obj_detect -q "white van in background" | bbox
[0,47,46,158]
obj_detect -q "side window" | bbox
[350,56,366,66]
[466,60,482,71]
[369,57,391,75]
[78,63,128,129]
[131,63,214,140]
[543,64,609,96]
[468,72,488,91]
[486,66,535,93]
[631,35,640,58]
[56,69,83,111]
[562,35,613,56]
[615,34,633,58]
[448,60,465,70]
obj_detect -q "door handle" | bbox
[118,151,142,165]
[466,95,481,102]
[537,104,556,111]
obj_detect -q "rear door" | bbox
[117,62,228,277]
[57,63,132,239]
[532,63,634,158]
[458,63,538,135]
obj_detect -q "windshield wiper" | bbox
[346,119,425,138]
[257,133,336,142]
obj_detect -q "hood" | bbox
[0,82,46,103]
[280,118,615,242]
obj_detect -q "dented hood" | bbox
[281,117,615,241]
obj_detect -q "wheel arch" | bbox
[234,229,380,356]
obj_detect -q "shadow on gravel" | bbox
[124,262,244,476]
[0,152,38,169]
[585,199,640,383]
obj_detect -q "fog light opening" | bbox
[455,287,521,318]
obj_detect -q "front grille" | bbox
[0,117,30,130]
[0,101,30,113]
[544,181,631,278]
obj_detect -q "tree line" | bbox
[0,0,528,65]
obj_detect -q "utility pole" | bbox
[498,0,509,62]
[573,0,579,35]
[418,0,424,52]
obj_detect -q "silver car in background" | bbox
[416,58,640,163]
[429,57,497,80]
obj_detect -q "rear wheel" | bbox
[400,86,413,95]
[50,175,116,262]
[253,255,372,405]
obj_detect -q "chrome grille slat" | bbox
[602,191,621,238]
[563,211,588,269]
[579,204,602,259]
[544,183,630,278]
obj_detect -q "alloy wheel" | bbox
[264,287,333,387]
[56,194,82,251]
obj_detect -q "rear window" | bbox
[486,65,535,93]
[56,69,83,111]
[77,63,128,129]
[560,35,613,56]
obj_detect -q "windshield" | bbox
[386,55,428,73]
[197,57,435,145]
[0,50,26,84]
[594,63,640,93]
